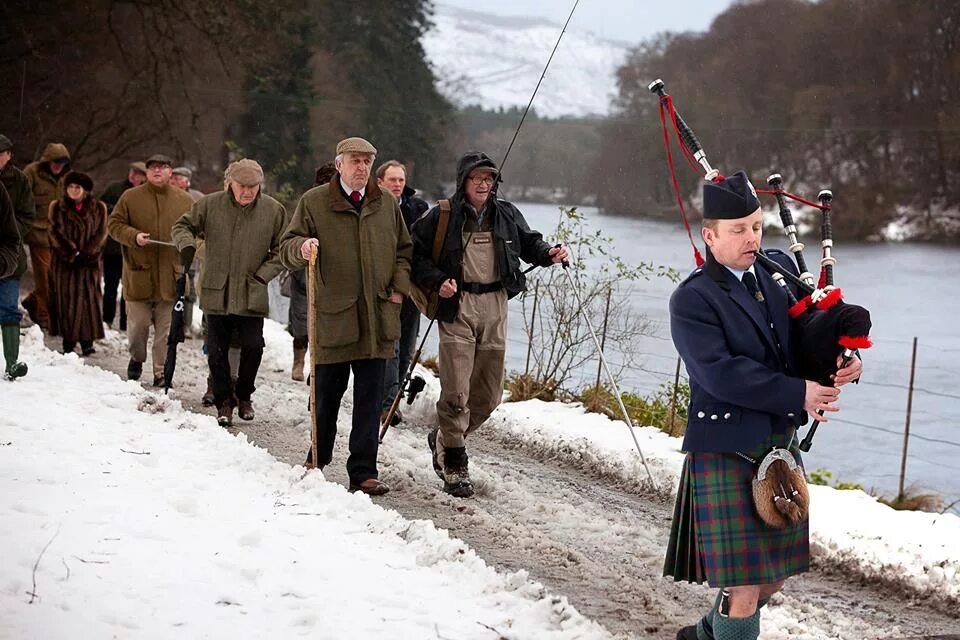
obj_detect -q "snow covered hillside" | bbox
[423,6,629,118]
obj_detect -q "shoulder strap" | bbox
[432,199,450,262]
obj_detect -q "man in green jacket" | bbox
[0,135,34,379]
[108,154,193,385]
[172,158,286,426]
[280,137,412,496]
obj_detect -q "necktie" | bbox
[742,271,765,303]
[350,190,362,204]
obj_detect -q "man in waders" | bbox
[410,151,567,497]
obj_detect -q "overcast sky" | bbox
[435,0,736,44]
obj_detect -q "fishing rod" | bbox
[379,0,581,441]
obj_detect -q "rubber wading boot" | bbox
[1,325,27,379]
[426,429,443,479]
[442,446,474,498]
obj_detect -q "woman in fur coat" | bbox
[48,171,107,354]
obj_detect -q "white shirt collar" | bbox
[724,264,756,282]
[340,178,365,199]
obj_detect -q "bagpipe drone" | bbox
[648,79,872,452]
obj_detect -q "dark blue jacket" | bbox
[670,249,806,453]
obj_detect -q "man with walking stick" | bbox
[410,151,567,498]
[280,137,412,496]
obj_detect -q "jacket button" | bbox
[723,412,731,419]
[710,414,718,420]
[697,411,705,418]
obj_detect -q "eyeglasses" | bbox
[469,175,496,186]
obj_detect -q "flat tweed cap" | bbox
[129,161,147,174]
[0,135,12,153]
[172,166,193,178]
[336,137,377,156]
[703,170,761,219]
[145,154,174,168]
[227,158,264,185]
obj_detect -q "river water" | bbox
[419,202,960,507]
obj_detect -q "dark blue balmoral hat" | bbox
[703,171,760,219]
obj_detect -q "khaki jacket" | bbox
[172,190,287,317]
[22,143,71,246]
[279,175,412,364]
[107,182,193,302]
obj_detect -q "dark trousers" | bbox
[102,253,126,328]
[313,358,385,484]
[381,298,422,411]
[207,314,264,405]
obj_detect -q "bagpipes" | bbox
[648,79,872,453]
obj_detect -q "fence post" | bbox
[898,336,918,500]
[666,356,682,436]
[594,286,613,390]
[524,282,539,376]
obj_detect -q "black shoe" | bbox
[81,343,96,356]
[238,399,254,421]
[442,446,473,498]
[62,341,76,354]
[201,377,215,406]
[153,376,165,387]
[127,359,143,381]
[426,429,443,479]
[676,625,700,640]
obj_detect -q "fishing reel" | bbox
[406,375,426,405]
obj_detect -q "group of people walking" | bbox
[1,130,867,640]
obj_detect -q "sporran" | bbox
[748,447,809,528]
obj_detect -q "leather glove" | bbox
[179,245,196,270]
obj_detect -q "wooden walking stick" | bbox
[306,244,319,469]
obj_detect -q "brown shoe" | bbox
[238,399,254,421]
[292,346,306,382]
[217,401,234,426]
[349,478,390,496]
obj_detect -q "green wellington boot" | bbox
[1,324,28,380]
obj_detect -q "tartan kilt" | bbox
[663,443,809,587]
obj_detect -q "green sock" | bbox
[712,607,761,640]
[696,591,723,640]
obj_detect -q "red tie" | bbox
[350,190,362,204]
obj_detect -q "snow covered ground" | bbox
[2,322,958,638]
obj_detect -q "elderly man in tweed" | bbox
[172,159,286,426]
[280,137,412,496]
[664,171,862,640]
